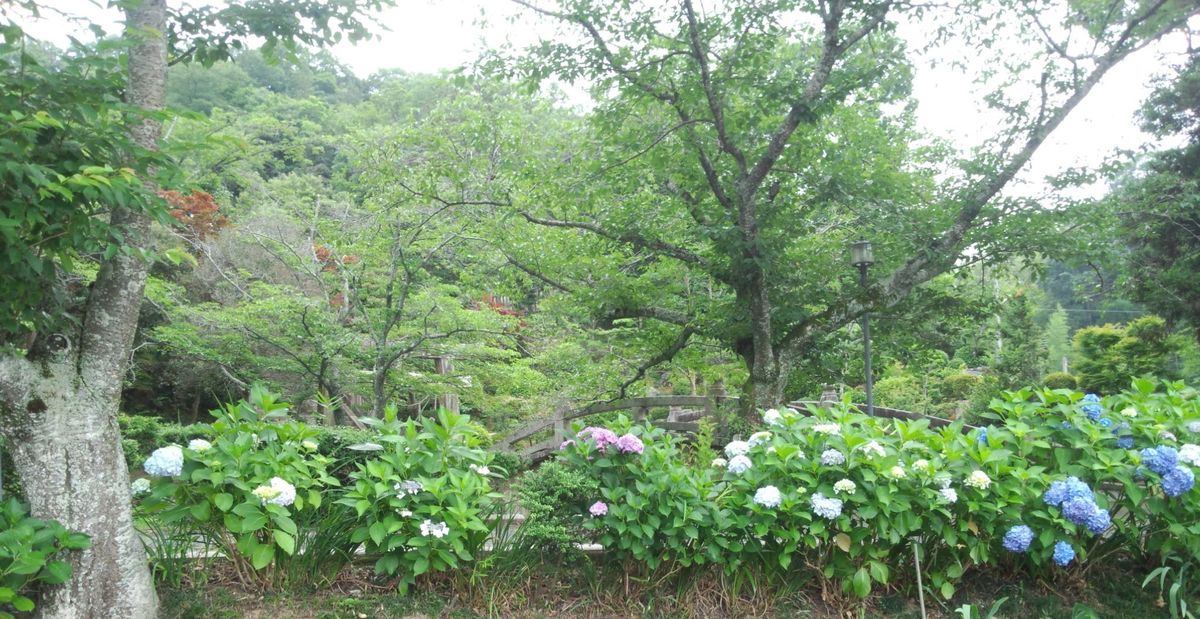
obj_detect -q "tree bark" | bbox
[0,1,166,616]
[0,361,158,618]
[372,356,390,419]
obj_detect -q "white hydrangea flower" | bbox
[724,440,750,458]
[711,457,728,468]
[938,487,958,503]
[143,446,183,477]
[859,441,886,458]
[889,465,907,479]
[912,459,931,473]
[936,475,953,489]
[301,440,319,451]
[820,449,845,466]
[1188,421,1200,434]
[833,479,857,495]
[469,464,491,476]
[420,520,449,538]
[1121,407,1138,418]
[130,478,151,497]
[253,477,296,507]
[762,409,783,426]
[187,439,212,452]
[753,485,782,508]
[1179,444,1200,467]
[965,470,992,490]
[813,423,841,435]
[727,455,753,474]
[398,509,413,517]
[748,431,772,447]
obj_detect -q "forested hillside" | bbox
[5,2,1200,617]
[113,47,1200,429]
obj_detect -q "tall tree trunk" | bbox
[372,356,390,418]
[737,266,787,414]
[0,1,166,616]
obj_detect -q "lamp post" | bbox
[850,239,875,415]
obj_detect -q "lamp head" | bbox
[850,239,874,268]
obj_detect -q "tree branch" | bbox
[683,0,747,174]
[519,211,705,265]
[742,1,893,197]
[607,306,692,326]
[615,326,697,399]
[503,252,575,293]
[880,1,1193,305]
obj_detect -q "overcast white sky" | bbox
[23,0,1193,197]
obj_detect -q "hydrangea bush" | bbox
[138,387,340,586]
[554,378,1200,600]
[337,406,501,593]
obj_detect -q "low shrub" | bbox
[1042,372,1079,390]
[512,460,599,555]
[942,373,983,401]
[487,450,526,478]
[0,497,90,616]
[337,406,501,592]
[119,414,210,468]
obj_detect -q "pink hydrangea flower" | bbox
[589,501,608,517]
[615,433,645,454]
[577,427,620,452]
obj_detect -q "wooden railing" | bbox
[495,396,972,462]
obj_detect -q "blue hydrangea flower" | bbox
[1081,394,1103,420]
[977,427,989,446]
[1002,525,1034,553]
[1162,466,1195,497]
[143,446,183,477]
[1043,477,1093,507]
[1061,497,1099,526]
[1140,446,1179,475]
[1114,423,1133,449]
[1083,393,1101,403]
[1099,417,1113,428]
[1085,508,1111,535]
[1053,541,1075,566]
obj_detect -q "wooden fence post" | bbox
[434,356,460,413]
[553,402,568,444]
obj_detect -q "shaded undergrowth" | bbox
[158,554,1173,619]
